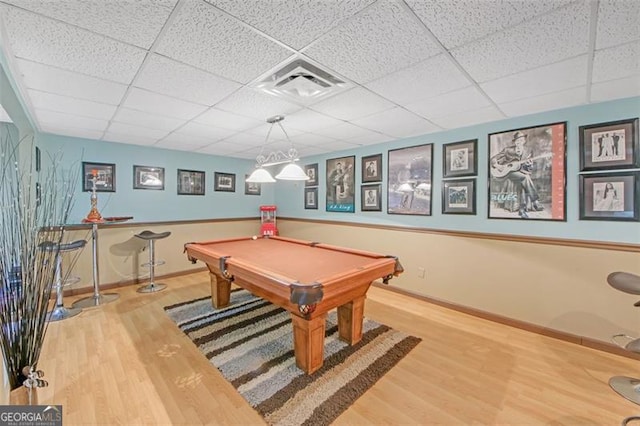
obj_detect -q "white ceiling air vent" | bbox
[251,58,352,105]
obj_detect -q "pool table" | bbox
[184,235,403,374]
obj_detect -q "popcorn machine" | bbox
[260,205,278,236]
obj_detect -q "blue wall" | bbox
[276,97,640,244]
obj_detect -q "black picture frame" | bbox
[579,118,639,171]
[442,179,476,215]
[214,172,236,192]
[82,161,116,192]
[362,154,382,183]
[244,175,261,195]
[443,139,477,178]
[579,171,640,221]
[326,155,355,213]
[304,187,318,209]
[304,164,318,186]
[361,184,382,212]
[387,143,433,216]
[133,165,164,190]
[488,122,566,221]
[35,146,41,172]
[177,169,205,195]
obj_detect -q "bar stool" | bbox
[135,230,171,293]
[41,239,87,321]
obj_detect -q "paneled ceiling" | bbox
[0,0,638,160]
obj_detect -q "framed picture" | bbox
[442,179,476,215]
[488,122,566,221]
[579,171,639,221]
[388,143,433,215]
[133,165,164,190]
[82,161,115,192]
[304,187,318,209]
[326,156,355,212]
[214,172,236,192]
[177,169,205,195]
[35,146,41,172]
[361,184,382,211]
[304,164,318,186]
[443,139,477,178]
[244,175,261,195]
[362,154,382,183]
[579,118,639,171]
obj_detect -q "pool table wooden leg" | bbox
[210,272,230,308]
[337,295,366,344]
[291,313,326,374]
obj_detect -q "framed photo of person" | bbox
[443,139,477,178]
[133,165,164,190]
[304,163,318,186]
[442,179,476,215]
[214,172,236,192]
[82,161,115,192]
[387,143,433,216]
[326,155,355,212]
[304,187,318,209]
[579,118,639,171]
[362,154,382,183]
[244,175,261,195]
[361,184,382,211]
[579,171,639,221]
[488,122,566,221]
[177,169,205,195]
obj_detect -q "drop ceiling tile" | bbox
[591,76,640,103]
[135,55,241,106]
[288,133,339,147]
[304,0,440,84]
[308,140,362,152]
[122,88,208,121]
[16,59,127,105]
[499,86,586,117]
[284,109,345,133]
[107,122,169,140]
[198,141,252,155]
[346,132,393,146]
[112,108,186,132]
[177,122,236,141]
[309,87,395,121]
[298,145,333,157]
[245,122,303,139]
[430,105,504,129]
[193,108,263,131]
[365,54,470,105]
[405,0,573,49]
[153,141,207,152]
[219,132,268,147]
[351,107,440,138]
[40,126,104,141]
[4,0,176,49]
[155,133,214,151]
[312,122,386,140]
[206,0,375,50]
[35,109,108,132]
[4,7,146,84]
[596,0,640,50]
[592,42,640,83]
[155,0,293,83]
[102,132,159,146]
[215,88,302,121]
[451,2,590,82]
[481,56,588,103]
[28,90,117,120]
[406,86,492,119]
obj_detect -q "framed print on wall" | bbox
[443,139,477,178]
[579,118,639,171]
[488,122,566,221]
[579,171,639,221]
[177,169,205,195]
[388,143,433,216]
[244,175,261,195]
[82,161,115,192]
[442,179,476,215]
[304,164,318,186]
[304,187,318,209]
[326,155,355,212]
[361,184,382,212]
[214,172,236,192]
[362,154,382,183]
[133,165,164,190]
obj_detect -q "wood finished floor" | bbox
[37,271,639,425]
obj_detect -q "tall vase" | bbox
[9,385,37,405]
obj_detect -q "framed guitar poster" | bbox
[488,122,566,221]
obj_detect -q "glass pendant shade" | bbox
[246,168,276,183]
[275,163,310,181]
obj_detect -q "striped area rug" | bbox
[164,290,421,426]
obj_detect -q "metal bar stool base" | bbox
[137,283,167,293]
[610,376,640,405]
[48,306,82,322]
[72,293,120,309]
